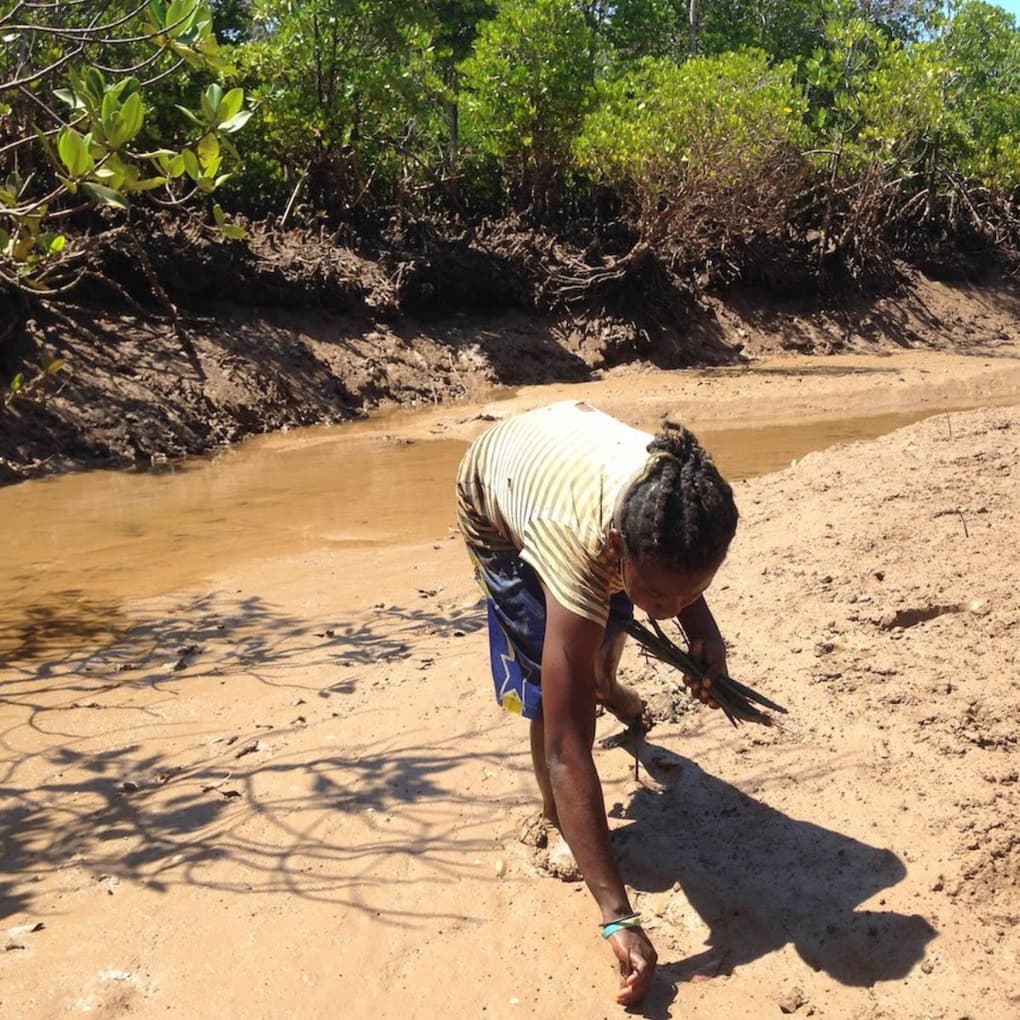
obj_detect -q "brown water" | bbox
[0,400,977,662]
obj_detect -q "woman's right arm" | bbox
[540,587,658,1005]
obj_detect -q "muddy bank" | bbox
[2,254,1018,484]
[1,394,1017,1019]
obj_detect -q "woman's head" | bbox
[611,420,738,618]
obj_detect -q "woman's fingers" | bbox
[680,637,723,708]
[611,932,657,1005]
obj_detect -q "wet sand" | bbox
[2,344,1019,1018]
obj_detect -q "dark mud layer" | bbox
[1,219,1017,484]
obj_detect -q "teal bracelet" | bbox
[600,913,642,939]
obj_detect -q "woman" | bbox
[456,400,738,1006]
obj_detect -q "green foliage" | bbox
[1,1,251,297]
[805,2,1020,188]
[225,1,447,213]
[220,1,512,214]
[3,0,1018,306]
[576,49,807,224]
[694,0,832,61]
[64,0,1013,257]
[603,1,938,64]
[0,172,69,285]
[803,12,914,164]
[142,0,235,68]
[939,1,1020,188]
[1,352,67,408]
[210,0,256,42]
[459,0,597,207]
[792,0,1020,279]
[597,0,689,61]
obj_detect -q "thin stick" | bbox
[956,509,969,538]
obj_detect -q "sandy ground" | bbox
[2,348,1019,1019]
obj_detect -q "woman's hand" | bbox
[678,597,727,710]
[608,927,658,1005]
[684,635,726,709]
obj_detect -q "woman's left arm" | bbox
[677,595,726,707]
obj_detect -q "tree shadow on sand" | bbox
[0,589,496,927]
[611,740,935,1017]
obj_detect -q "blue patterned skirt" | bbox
[469,547,633,721]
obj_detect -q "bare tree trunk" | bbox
[689,0,699,57]
[127,228,206,384]
[443,65,460,206]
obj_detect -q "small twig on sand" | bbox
[956,509,970,538]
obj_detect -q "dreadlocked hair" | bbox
[617,419,738,572]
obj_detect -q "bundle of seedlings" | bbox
[624,617,788,727]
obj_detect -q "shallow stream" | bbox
[0,387,1000,662]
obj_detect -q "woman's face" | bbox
[622,556,717,619]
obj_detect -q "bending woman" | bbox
[456,399,738,1006]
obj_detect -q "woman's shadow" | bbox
[608,740,936,1016]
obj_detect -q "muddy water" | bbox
[0,400,981,662]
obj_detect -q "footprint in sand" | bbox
[517,813,583,882]
[536,836,583,882]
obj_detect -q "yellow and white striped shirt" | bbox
[456,401,653,625]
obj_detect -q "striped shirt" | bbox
[456,400,654,626]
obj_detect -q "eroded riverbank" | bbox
[3,269,1018,485]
